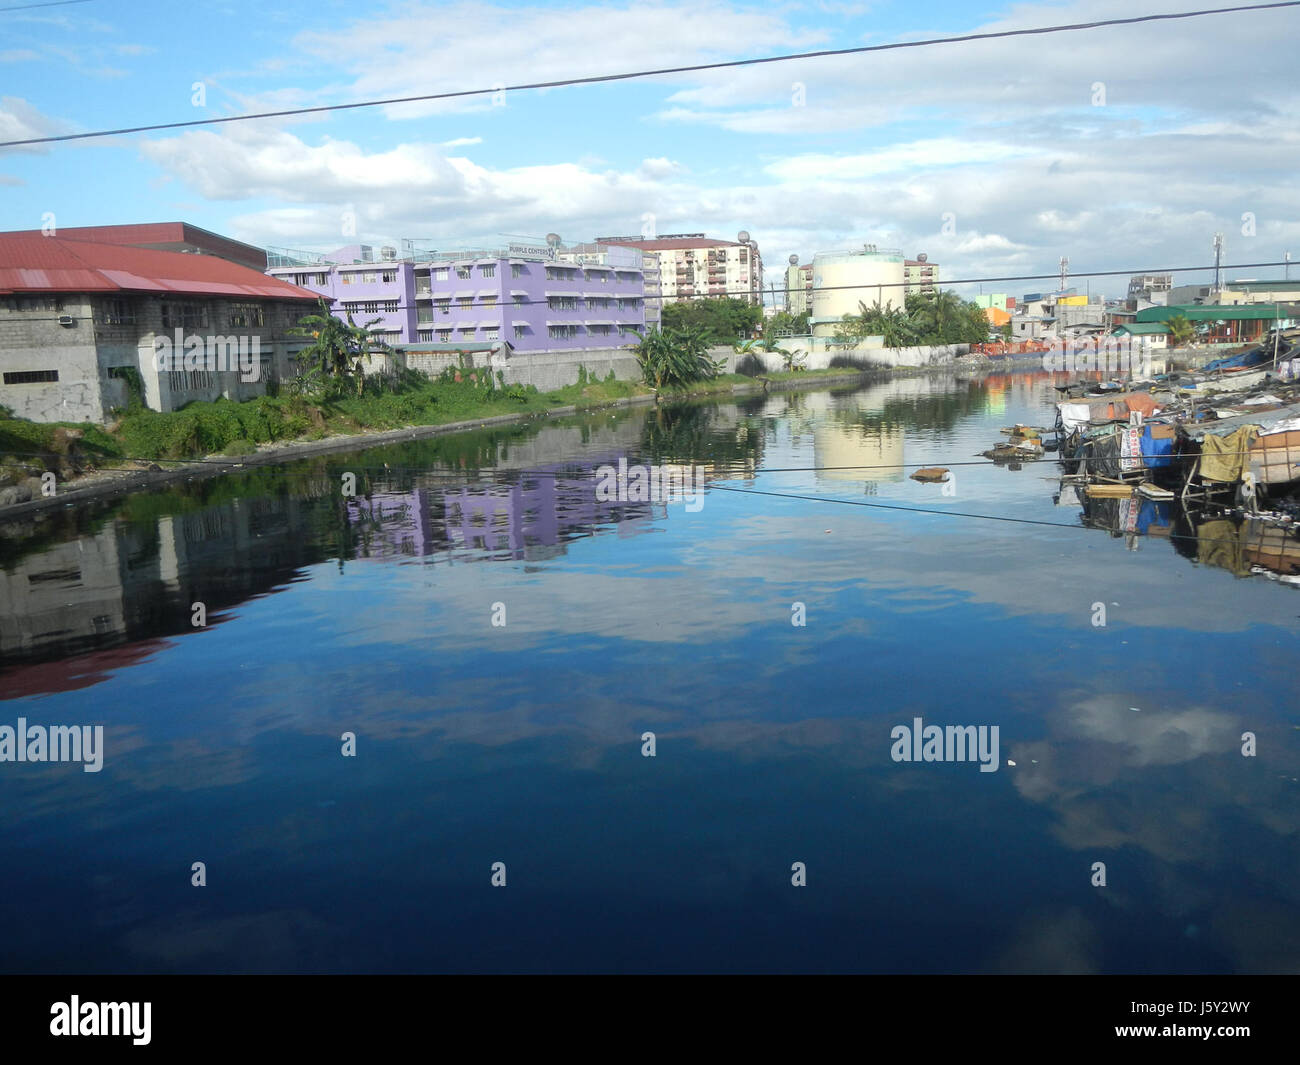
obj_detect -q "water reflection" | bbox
[0,371,1296,974]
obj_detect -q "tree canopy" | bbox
[661,296,763,344]
[834,291,992,349]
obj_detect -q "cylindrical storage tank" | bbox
[811,249,906,338]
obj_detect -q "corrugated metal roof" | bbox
[1113,322,1171,335]
[0,234,318,300]
[1136,303,1297,323]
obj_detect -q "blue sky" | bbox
[2,0,1297,300]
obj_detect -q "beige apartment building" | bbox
[903,254,939,296]
[596,232,763,307]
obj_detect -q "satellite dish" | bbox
[788,254,799,265]
[738,230,751,244]
[380,246,397,261]
[545,233,562,248]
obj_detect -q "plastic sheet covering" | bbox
[1141,424,1175,468]
[1087,431,1123,478]
[1060,403,1093,432]
[1199,426,1259,483]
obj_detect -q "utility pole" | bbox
[1286,251,1292,281]
[1274,302,1281,368]
[1212,233,1224,292]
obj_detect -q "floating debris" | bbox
[910,467,950,483]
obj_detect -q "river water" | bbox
[1,369,1297,973]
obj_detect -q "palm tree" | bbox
[291,297,384,391]
[636,327,718,397]
[1166,314,1195,348]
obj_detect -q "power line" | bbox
[2,2,1297,149]
[0,0,95,11]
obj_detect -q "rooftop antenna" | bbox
[1059,256,1069,292]
[1212,232,1224,290]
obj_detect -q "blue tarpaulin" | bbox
[1200,347,1270,373]
[1141,424,1175,468]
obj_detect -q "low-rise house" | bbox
[1112,322,1170,348]
[0,232,320,423]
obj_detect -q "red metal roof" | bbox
[599,237,743,251]
[0,222,267,268]
[0,234,319,300]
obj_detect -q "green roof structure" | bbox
[1112,322,1170,335]
[1133,303,1298,324]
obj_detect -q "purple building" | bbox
[267,240,647,352]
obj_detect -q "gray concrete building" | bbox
[1,231,319,423]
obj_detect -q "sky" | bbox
[1,0,1297,302]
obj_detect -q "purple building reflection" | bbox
[346,453,660,562]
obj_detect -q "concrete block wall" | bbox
[719,338,965,374]
[0,295,105,422]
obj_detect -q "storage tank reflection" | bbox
[813,421,905,485]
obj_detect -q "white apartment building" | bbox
[596,232,763,307]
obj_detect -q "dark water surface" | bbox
[2,370,1297,973]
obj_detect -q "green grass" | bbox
[1,362,879,483]
[0,417,126,486]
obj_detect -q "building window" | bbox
[161,302,208,329]
[21,296,64,311]
[418,330,435,342]
[383,300,399,313]
[228,303,264,328]
[381,271,396,283]
[437,328,452,341]
[456,266,472,280]
[97,298,136,325]
[589,325,611,336]
[457,296,473,309]
[514,325,526,339]
[511,264,525,278]
[360,301,380,315]
[513,294,527,305]
[480,265,496,279]
[417,309,434,324]
[484,327,499,341]
[548,324,578,339]
[436,298,451,315]
[547,296,578,311]
[433,268,449,281]
[340,273,354,285]
[3,369,59,384]
[362,272,378,284]
[482,295,497,308]
[168,368,214,391]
